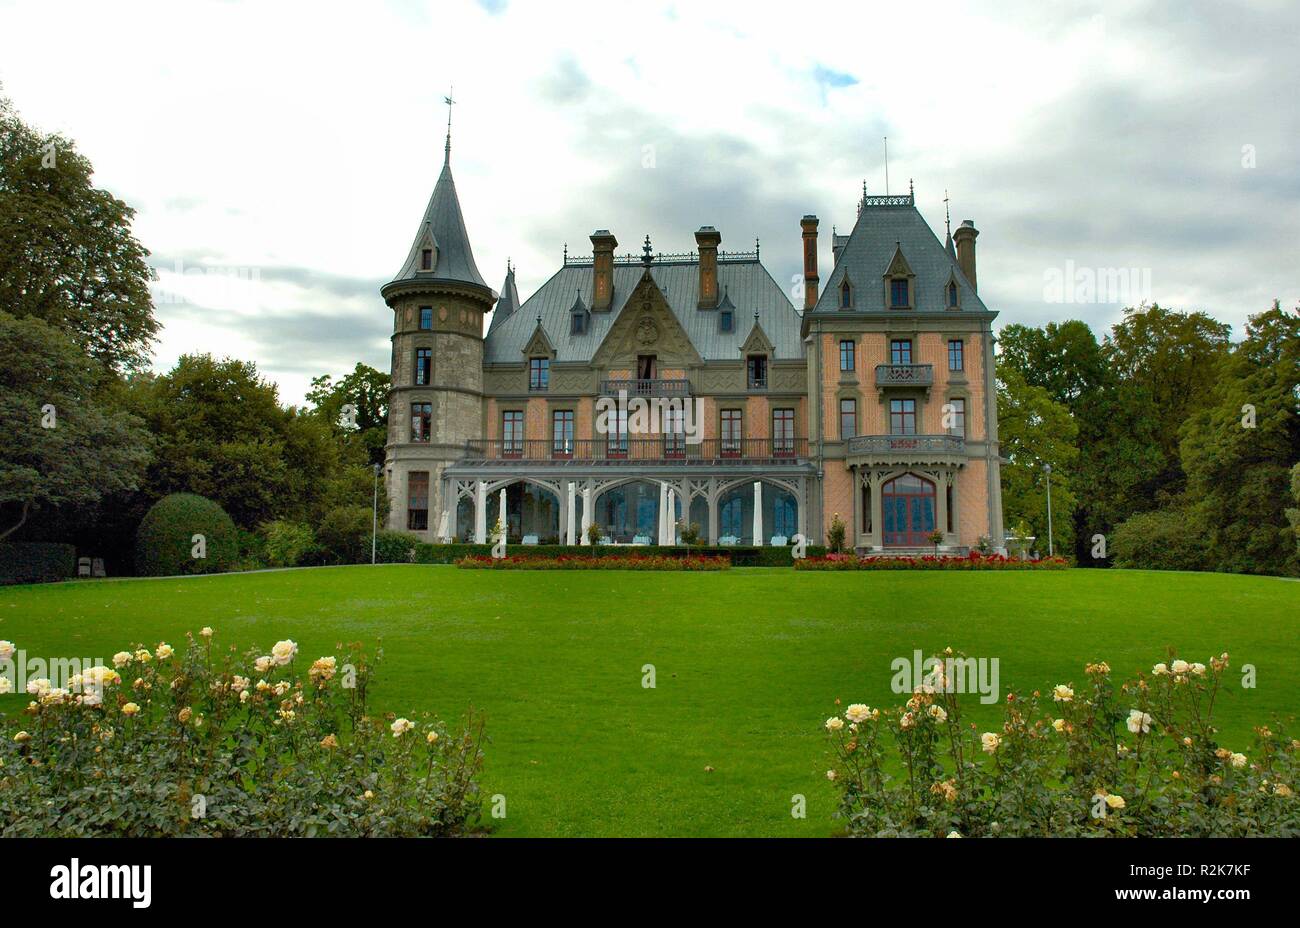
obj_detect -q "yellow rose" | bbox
[121,702,140,716]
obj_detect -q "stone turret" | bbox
[381,125,496,538]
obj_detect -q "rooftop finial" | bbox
[443,86,455,165]
[563,242,568,263]
[755,236,760,259]
[909,177,914,198]
[642,234,654,266]
[944,189,951,238]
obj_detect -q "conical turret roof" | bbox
[389,143,489,290]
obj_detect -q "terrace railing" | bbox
[874,363,934,388]
[460,437,808,465]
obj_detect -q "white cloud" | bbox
[1,0,1295,403]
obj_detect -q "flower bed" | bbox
[826,650,1297,837]
[0,631,486,837]
[456,554,730,571]
[796,551,1068,570]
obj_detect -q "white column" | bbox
[437,509,450,543]
[566,481,576,545]
[752,481,763,546]
[474,481,487,544]
[498,488,508,541]
[581,486,593,545]
[667,487,677,544]
[657,482,668,545]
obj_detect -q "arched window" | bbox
[840,281,852,309]
[947,282,958,307]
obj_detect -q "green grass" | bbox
[2,567,1297,836]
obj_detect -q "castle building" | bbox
[382,129,1004,552]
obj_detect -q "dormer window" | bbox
[420,248,433,271]
[570,312,586,335]
[719,309,733,333]
[890,278,910,308]
[947,282,958,308]
[840,281,853,309]
[747,355,768,390]
[529,357,549,392]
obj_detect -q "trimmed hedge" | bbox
[135,493,239,576]
[458,554,731,571]
[0,542,76,585]
[412,543,824,567]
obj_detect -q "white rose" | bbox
[0,677,11,694]
[155,643,174,660]
[0,640,15,662]
[271,640,298,666]
[844,704,873,724]
[1052,684,1074,702]
[1152,663,1168,675]
[390,717,414,737]
[112,651,132,668]
[1229,752,1247,769]
[981,732,1001,753]
[1171,659,1190,674]
[825,716,845,732]
[1190,662,1206,676]
[254,656,273,673]
[928,705,947,723]
[1126,709,1153,734]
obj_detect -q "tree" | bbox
[0,311,151,540]
[306,363,390,466]
[996,320,1106,412]
[0,91,158,374]
[996,363,1079,557]
[1177,302,1300,576]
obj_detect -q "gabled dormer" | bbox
[523,315,557,359]
[568,289,591,337]
[741,312,774,390]
[838,272,855,310]
[943,268,962,311]
[883,242,915,310]
[717,287,736,333]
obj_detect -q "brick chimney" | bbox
[800,215,819,311]
[953,219,979,293]
[695,226,721,309]
[590,230,617,311]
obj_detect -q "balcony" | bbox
[460,437,807,465]
[874,363,933,392]
[845,433,966,465]
[598,377,691,398]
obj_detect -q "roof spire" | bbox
[642,234,654,266]
[443,86,455,165]
[944,189,951,237]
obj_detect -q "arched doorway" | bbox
[716,480,799,545]
[593,480,679,543]
[882,473,936,547]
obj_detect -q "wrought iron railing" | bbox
[846,434,965,456]
[598,377,692,398]
[461,437,808,464]
[875,363,933,387]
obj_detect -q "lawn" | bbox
[1,566,1297,837]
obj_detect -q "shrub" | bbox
[827,513,847,554]
[585,523,602,546]
[317,506,372,564]
[0,631,485,837]
[0,542,76,585]
[458,554,730,570]
[825,649,1298,837]
[261,520,319,568]
[1112,505,1211,572]
[374,530,419,563]
[680,521,701,546]
[135,493,238,577]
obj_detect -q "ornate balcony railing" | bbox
[460,437,807,464]
[598,377,691,398]
[874,363,933,388]
[845,434,965,456]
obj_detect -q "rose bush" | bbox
[0,631,486,837]
[456,554,730,571]
[797,552,1068,570]
[826,649,1298,836]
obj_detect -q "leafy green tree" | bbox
[1178,302,1300,576]
[0,311,151,540]
[306,363,390,466]
[996,363,1079,557]
[0,92,157,374]
[996,320,1106,412]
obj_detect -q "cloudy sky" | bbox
[2,0,1296,404]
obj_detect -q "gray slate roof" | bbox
[487,264,521,332]
[485,259,802,364]
[389,153,489,289]
[811,199,988,314]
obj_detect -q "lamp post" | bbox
[1043,462,1053,558]
[371,464,380,565]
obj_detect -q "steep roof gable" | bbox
[811,193,988,315]
[390,148,489,290]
